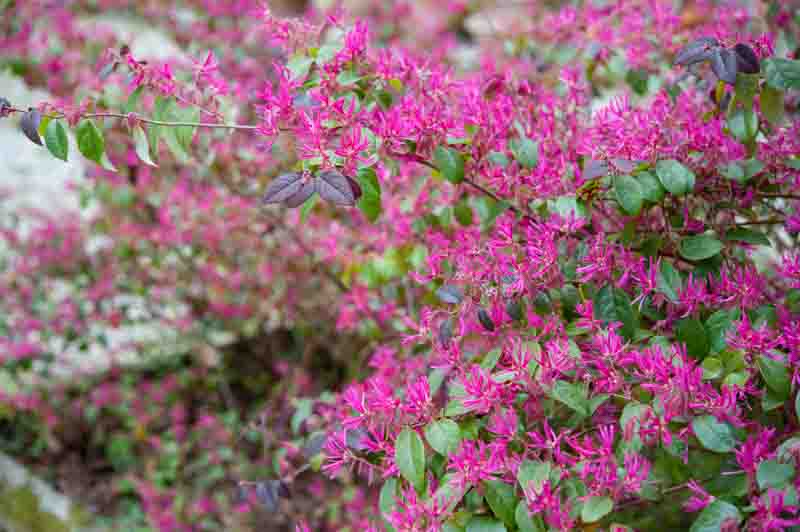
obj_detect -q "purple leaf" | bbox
[477,308,495,332]
[436,285,464,304]
[264,172,304,204]
[284,181,316,208]
[438,318,454,347]
[583,159,608,180]
[346,428,370,451]
[253,480,290,512]
[20,109,42,146]
[316,169,356,206]
[346,175,363,201]
[674,37,721,67]
[711,48,738,85]
[733,43,759,75]
[302,433,326,458]
[610,159,637,173]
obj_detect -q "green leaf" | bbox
[122,86,144,114]
[676,318,710,359]
[517,460,551,494]
[287,54,314,81]
[763,58,800,91]
[435,146,465,184]
[454,199,474,226]
[613,174,644,215]
[701,357,723,380]
[761,85,785,125]
[550,196,588,220]
[692,415,737,453]
[550,381,589,417]
[299,194,318,223]
[655,159,695,196]
[725,227,770,246]
[379,477,399,529]
[581,495,613,524]
[148,96,171,153]
[480,348,503,371]
[515,501,544,532]
[44,119,68,162]
[679,234,724,261]
[727,109,758,144]
[690,500,742,532]
[756,460,794,490]
[171,105,198,153]
[593,284,637,340]
[636,171,665,203]
[657,261,682,303]
[356,167,381,222]
[395,427,425,490]
[483,480,517,526]
[76,119,105,163]
[509,137,539,169]
[424,419,461,456]
[735,73,759,109]
[758,354,791,399]
[133,125,157,166]
[705,309,736,353]
[466,516,507,532]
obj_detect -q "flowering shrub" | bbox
[3,0,800,530]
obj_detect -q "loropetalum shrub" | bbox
[3,1,800,530]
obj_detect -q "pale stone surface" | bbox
[0,451,104,532]
[0,72,86,217]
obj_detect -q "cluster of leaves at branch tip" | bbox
[675,37,760,84]
[263,169,361,208]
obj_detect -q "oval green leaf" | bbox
[76,119,105,163]
[692,415,737,453]
[613,174,644,215]
[395,427,425,490]
[424,419,461,456]
[44,119,69,162]
[655,159,695,196]
[435,146,465,184]
[679,234,724,261]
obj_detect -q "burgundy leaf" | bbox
[733,43,759,75]
[345,176,363,201]
[264,172,304,204]
[674,37,720,67]
[477,308,495,332]
[711,48,738,85]
[583,159,608,180]
[253,480,289,512]
[506,299,523,321]
[438,318,454,347]
[315,169,355,206]
[20,109,42,146]
[436,285,464,304]
[284,181,315,208]
[0,97,11,118]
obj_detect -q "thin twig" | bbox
[6,106,258,131]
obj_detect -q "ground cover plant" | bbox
[1,0,800,530]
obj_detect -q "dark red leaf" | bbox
[315,169,355,206]
[711,48,738,85]
[345,176,363,201]
[438,318,454,347]
[674,37,721,67]
[20,109,42,146]
[284,181,315,208]
[264,172,304,204]
[477,308,495,332]
[733,43,759,74]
